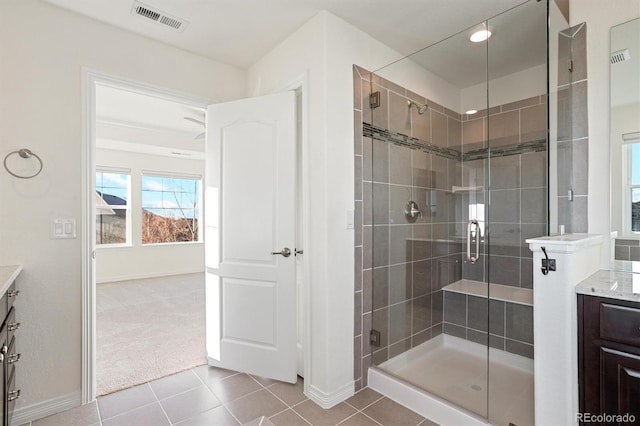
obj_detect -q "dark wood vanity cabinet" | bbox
[579,295,640,421]
[0,283,20,426]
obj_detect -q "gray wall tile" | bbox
[389,301,412,344]
[506,303,533,344]
[489,299,505,336]
[467,295,488,332]
[389,263,411,304]
[489,255,520,287]
[388,91,412,136]
[505,339,534,359]
[444,291,466,326]
[488,110,519,147]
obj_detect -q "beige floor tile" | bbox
[267,379,307,406]
[97,383,156,420]
[175,405,240,426]
[33,401,99,426]
[293,400,357,426]
[337,413,381,426]
[243,416,276,426]
[150,369,202,400]
[226,389,288,424]
[362,398,424,426]
[251,375,279,387]
[101,402,170,426]
[345,388,383,410]
[209,373,263,403]
[270,409,310,426]
[193,365,239,383]
[160,385,221,424]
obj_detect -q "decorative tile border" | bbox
[364,122,546,162]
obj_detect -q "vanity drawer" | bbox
[6,361,19,423]
[600,303,640,347]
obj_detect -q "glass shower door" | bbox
[363,2,548,425]
[366,20,492,418]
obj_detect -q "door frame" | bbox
[81,69,211,403]
[81,68,311,403]
[271,72,311,389]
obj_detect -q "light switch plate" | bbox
[50,218,76,239]
[346,210,354,229]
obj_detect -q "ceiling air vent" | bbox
[131,1,188,32]
[611,48,631,64]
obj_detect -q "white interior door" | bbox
[205,91,297,383]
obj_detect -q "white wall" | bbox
[570,0,640,267]
[95,149,205,283]
[0,0,245,416]
[248,10,467,406]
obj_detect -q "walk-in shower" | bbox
[353,1,569,424]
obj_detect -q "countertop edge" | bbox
[575,269,640,303]
[0,265,22,297]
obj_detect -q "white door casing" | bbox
[205,91,297,383]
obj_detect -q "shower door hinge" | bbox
[370,329,381,347]
[369,91,380,109]
[568,188,574,201]
[568,59,574,73]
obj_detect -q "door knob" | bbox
[270,248,291,257]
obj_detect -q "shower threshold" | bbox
[368,334,534,426]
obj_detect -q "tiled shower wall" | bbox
[353,65,547,389]
[557,23,588,232]
[353,65,461,390]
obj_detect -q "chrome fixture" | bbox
[270,247,291,257]
[3,148,43,179]
[467,219,480,264]
[407,100,428,115]
[404,200,423,222]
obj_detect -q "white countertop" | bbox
[575,269,640,303]
[526,233,604,253]
[0,265,21,297]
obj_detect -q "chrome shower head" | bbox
[407,100,428,115]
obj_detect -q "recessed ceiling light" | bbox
[466,109,478,115]
[470,29,492,43]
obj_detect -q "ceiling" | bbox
[42,0,533,75]
[56,0,550,155]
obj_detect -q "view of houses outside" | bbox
[95,171,200,245]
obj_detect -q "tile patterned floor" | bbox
[26,365,438,426]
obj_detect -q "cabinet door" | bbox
[601,347,640,418]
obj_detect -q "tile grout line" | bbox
[95,399,104,426]
[147,381,173,425]
[190,367,245,425]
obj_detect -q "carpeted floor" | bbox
[96,273,206,396]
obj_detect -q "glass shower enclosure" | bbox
[359,1,555,424]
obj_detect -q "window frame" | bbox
[95,168,132,248]
[140,171,203,245]
[623,134,640,235]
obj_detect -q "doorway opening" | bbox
[82,70,308,402]
[93,81,209,396]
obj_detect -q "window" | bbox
[141,174,201,244]
[96,170,131,245]
[626,137,640,233]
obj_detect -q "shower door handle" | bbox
[467,220,480,264]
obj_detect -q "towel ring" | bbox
[3,149,43,179]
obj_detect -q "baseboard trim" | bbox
[306,381,354,409]
[12,392,82,425]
